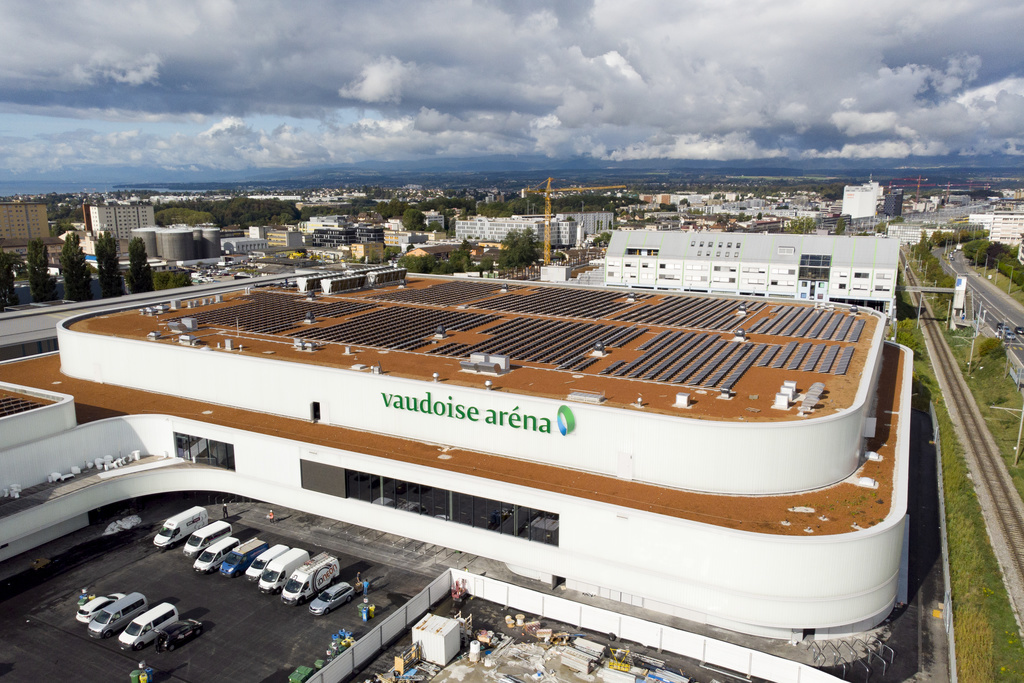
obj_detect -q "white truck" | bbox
[153,506,208,549]
[258,548,310,594]
[281,552,340,606]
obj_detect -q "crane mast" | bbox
[522,178,625,265]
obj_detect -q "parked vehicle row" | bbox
[77,591,204,653]
[154,506,356,618]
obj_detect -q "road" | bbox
[939,249,1024,368]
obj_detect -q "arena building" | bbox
[0,274,910,642]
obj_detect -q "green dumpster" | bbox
[314,659,326,670]
[130,671,141,683]
[288,666,315,683]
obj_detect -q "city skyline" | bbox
[2,0,1024,181]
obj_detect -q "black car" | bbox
[155,619,203,652]
[1015,327,1024,337]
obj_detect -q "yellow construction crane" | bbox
[522,178,625,264]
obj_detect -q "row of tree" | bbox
[0,236,161,311]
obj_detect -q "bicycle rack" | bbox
[868,636,896,666]
[839,640,858,659]
[855,656,871,682]
[868,649,888,676]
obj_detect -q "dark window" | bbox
[174,433,235,470]
[339,468,558,546]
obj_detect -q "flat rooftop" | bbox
[0,342,902,537]
[69,277,878,422]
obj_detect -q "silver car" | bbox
[308,582,354,616]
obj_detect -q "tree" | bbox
[402,208,426,230]
[60,233,93,301]
[125,237,154,294]
[95,232,122,298]
[0,251,20,311]
[153,270,193,290]
[499,229,539,270]
[27,238,58,302]
[785,216,817,234]
[834,218,846,235]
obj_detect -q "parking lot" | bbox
[0,498,437,682]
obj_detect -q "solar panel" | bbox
[786,343,812,370]
[771,341,798,368]
[721,344,767,391]
[816,345,840,373]
[848,319,865,343]
[756,345,779,366]
[833,347,855,375]
[801,344,825,372]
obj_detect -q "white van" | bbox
[193,536,240,573]
[183,520,232,558]
[245,544,290,582]
[154,506,208,548]
[88,592,148,639]
[118,602,178,650]
[281,552,340,606]
[258,548,309,594]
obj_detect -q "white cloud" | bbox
[1,0,1024,173]
[338,57,413,104]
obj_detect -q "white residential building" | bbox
[456,213,613,247]
[85,203,156,241]
[969,212,1024,244]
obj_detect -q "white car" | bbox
[76,593,126,624]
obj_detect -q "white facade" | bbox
[604,231,898,308]
[455,213,612,247]
[222,237,269,254]
[0,287,911,642]
[841,182,881,220]
[88,204,156,240]
[969,212,1024,244]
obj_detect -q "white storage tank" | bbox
[412,614,460,666]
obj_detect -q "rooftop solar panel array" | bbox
[434,317,647,367]
[474,287,644,319]
[613,295,764,331]
[748,306,865,342]
[365,280,513,306]
[169,291,376,336]
[0,395,47,418]
[288,307,500,351]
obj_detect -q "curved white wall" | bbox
[56,307,886,495]
[0,336,910,639]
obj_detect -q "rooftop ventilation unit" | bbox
[435,325,447,339]
[224,339,234,350]
[855,477,878,489]
[850,305,859,315]
[304,311,317,324]
[500,284,509,292]
[732,328,747,342]
[718,387,732,399]
[674,392,691,408]
[214,294,223,303]
[169,299,180,310]
[180,317,198,332]
[591,341,607,357]
[737,303,747,316]
[146,331,162,340]
[166,321,185,334]
[567,390,605,404]
[773,392,790,410]
[178,334,198,346]
[626,293,636,303]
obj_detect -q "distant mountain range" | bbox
[2,154,1023,195]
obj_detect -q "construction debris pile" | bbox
[367,611,700,683]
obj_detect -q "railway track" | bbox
[904,259,1024,623]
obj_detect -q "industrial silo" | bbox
[131,228,159,258]
[158,227,195,262]
[202,227,222,260]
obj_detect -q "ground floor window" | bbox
[174,432,236,470]
[344,468,559,546]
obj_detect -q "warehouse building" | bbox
[0,275,909,643]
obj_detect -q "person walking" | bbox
[222,503,228,519]
[362,577,369,596]
[268,509,275,524]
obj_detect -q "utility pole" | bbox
[990,394,1024,466]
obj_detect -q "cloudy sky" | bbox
[2,0,1023,178]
